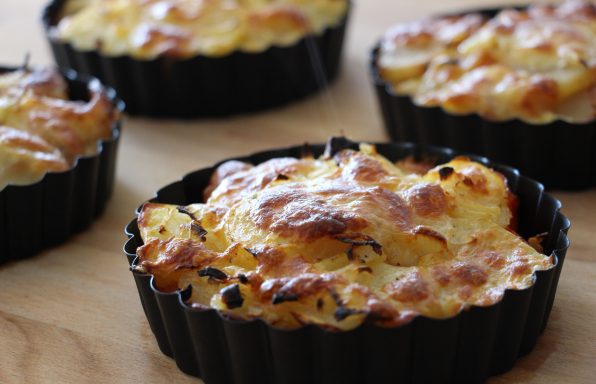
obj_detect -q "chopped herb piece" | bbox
[190,222,207,241]
[335,235,382,255]
[272,292,299,305]
[334,307,361,321]
[438,167,454,180]
[177,206,198,221]
[316,298,324,310]
[221,284,243,309]
[198,266,228,281]
[237,274,249,284]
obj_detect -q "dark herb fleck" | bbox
[275,174,290,181]
[334,307,361,321]
[328,288,343,307]
[177,206,198,221]
[438,167,454,180]
[237,274,249,284]
[357,266,373,274]
[198,267,228,281]
[221,284,244,309]
[272,292,300,305]
[316,298,324,311]
[190,222,208,241]
[346,247,354,260]
[335,236,382,256]
[158,225,166,234]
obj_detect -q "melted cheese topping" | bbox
[0,68,116,190]
[52,0,349,59]
[378,0,596,124]
[135,143,553,330]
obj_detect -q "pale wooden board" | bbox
[1,0,595,383]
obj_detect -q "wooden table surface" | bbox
[1,0,595,383]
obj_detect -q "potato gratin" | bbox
[0,68,115,189]
[135,143,553,330]
[378,0,596,124]
[52,0,349,58]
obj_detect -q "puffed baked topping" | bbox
[135,143,553,330]
[378,0,596,123]
[52,0,349,58]
[0,68,115,189]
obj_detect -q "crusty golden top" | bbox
[52,0,349,59]
[378,0,596,124]
[135,143,553,330]
[0,68,115,189]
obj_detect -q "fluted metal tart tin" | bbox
[124,138,570,384]
[369,7,596,190]
[0,66,123,263]
[42,0,350,118]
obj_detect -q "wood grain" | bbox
[1,0,595,383]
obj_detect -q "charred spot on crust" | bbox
[198,266,228,281]
[221,284,244,309]
[177,206,198,221]
[190,222,208,241]
[438,166,455,180]
[272,292,300,305]
[357,266,373,274]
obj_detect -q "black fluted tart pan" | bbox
[123,139,570,384]
[42,0,350,118]
[369,6,596,190]
[0,67,123,263]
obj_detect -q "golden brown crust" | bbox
[0,126,69,187]
[0,68,115,189]
[385,271,430,303]
[250,185,369,241]
[54,0,349,59]
[404,183,449,217]
[378,0,596,123]
[136,143,554,330]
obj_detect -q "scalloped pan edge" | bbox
[0,66,124,262]
[123,139,570,384]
